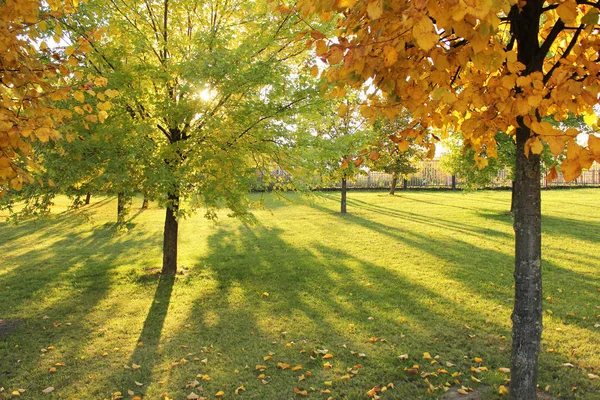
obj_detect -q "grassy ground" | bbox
[0,189,599,400]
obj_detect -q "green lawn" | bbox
[1,189,599,399]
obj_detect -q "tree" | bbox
[370,117,425,195]
[302,97,375,213]
[62,0,318,274]
[296,1,600,397]
[440,132,515,190]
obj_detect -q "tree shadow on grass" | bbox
[171,222,521,399]
[0,209,162,396]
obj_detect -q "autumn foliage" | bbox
[296,0,600,181]
[0,0,114,197]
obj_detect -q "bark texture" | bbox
[85,192,91,205]
[508,3,544,398]
[162,193,179,275]
[142,197,149,210]
[340,177,347,214]
[510,124,542,400]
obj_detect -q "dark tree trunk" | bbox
[85,192,91,205]
[390,172,398,195]
[162,193,179,275]
[510,126,543,400]
[117,192,130,225]
[451,174,456,190]
[508,3,544,398]
[403,178,408,190]
[142,197,149,209]
[340,178,347,214]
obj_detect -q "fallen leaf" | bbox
[42,387,54,393]
[215,391,225,397]
[322,354,334,359]
[457,388,468,395]
[292,365,303,371]
[423,352,432,359]
[277,362,291,370]
[471,376,481,383]
[498,367,510,373]
[474,357,483,363]
[562,363,575,368]
[49,367,57,373]
[499,385,509,395]
[589,373,599,380]
[398,354,409,360]
[187,393,200,400]
[235,385,245,394]
[323,362,333,368]
[294,388,308,396]
[132,363,141,369]
[135,381,144,387]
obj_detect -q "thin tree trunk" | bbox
[390,172,398,195]
[85,192,91,205]
[162,193,179,275]
[117,192,130,225]
[451,174,456,190]
[510,122,542,400]
[340,178,347,214]
[403,178,408,190]
[142,197,149,209]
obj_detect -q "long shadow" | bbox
[104,274,175,397]
[313,202,600,334]
[0,206,162,396]
[171,218,600,398]
[173,223,518,398]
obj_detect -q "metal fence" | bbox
[341,160,600,189]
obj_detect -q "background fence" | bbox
[337,160,600,189]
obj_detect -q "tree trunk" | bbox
[117,192,131,225]
[340,178,347,214]
[403,178,408,190]
[162,193,179,275]
[142,197,149,209]
[85,192,91,205]
[510,122,542,400]
[390,172,398,195]
[451,174,456,190]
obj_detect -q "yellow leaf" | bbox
[235,385,245,395]
[74,91,85,103]
[98,110,108,123]
[499,385,509,395]
[292,365,303,371]
[42,387,55,393]
[498,367,511,374]
[383,45,398,67]
[338,104,349,117]
[215,391,225,397]
[310,65,319,77]
[367,0,383,20]
[277,362,291,369]
[413,17,437,51]
[556,0,578,24]
[322,353,334,359]
[423,352,432,359]
[560,159,582,182]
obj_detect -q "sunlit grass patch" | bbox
[1,189,599,399]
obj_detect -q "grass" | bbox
[0,189,599,399]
